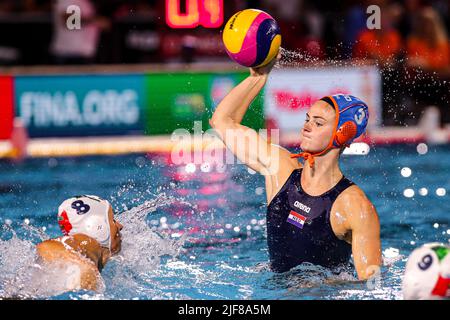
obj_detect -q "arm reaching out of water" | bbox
[35,195,123,293]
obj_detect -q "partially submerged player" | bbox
[210,54,382,280]
[36,195,122,291]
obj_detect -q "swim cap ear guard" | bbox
[57,195,112,251]
[291,94,369,167]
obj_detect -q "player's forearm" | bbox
[211,74,267,127]
[354,244,382,280]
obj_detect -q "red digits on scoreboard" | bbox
[166,0,223,28]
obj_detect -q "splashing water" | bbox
[0,194,188,299]
[1,145,447,299]
[278,47,321,68]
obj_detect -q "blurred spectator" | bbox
[23,0,51,13]
[265,0,325,59]
[50,0,111,64]
[353,2,402,68]
[406,7,450,73]
[111,0,160,63]
[0,0,448,127]
[403,7,450,127]
[352,2,405,126]
[0,1,16,14]
[396,0,423,40]
[431,0,449,31]
[342,0,369,59]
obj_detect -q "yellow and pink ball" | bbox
[222,9,282,68]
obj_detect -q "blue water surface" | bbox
[0,144,449,300]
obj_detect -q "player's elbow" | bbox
[358,263,382,281]
[209,114,232,130]
[209,116,218,129]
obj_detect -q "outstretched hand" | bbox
[250,50,282,77]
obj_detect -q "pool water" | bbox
[0,144,449,300]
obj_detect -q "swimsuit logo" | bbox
[293,201,311,213]
[287,210,306,229]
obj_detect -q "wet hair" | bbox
[319,96,334,108]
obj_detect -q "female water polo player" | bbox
[210,54,381,280]
[36,195,123,291]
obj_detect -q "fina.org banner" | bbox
[264,66,382,132]
[15,75,145,137]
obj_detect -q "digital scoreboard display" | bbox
[165,0,224,28]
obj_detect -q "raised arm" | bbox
[210,54,297,176]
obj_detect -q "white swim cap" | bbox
[57,195,112,250]
[403,243,450,299]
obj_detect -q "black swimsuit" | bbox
[267,168,354,273]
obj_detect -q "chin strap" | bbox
[290,143,335,168]
[290,152,315,168]
[290,141,349,168]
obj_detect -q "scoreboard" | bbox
[165,0,224,28]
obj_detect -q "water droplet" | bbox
[255,187,264,195]
[418,188,428,196]
[185,163,196,173]
[216,163,227,173]
[401,167,412,178]
[416,143,428,155]
[135,157,146,168]
[403,188,414,198]
[48,158,58,168]
[383,247,399,258]
[200,162,211,173]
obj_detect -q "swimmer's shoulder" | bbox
[332,184,378,226]
[36,236,102,291]
[36,236,101,272]
[338,183,372,203]
[271,143,303,170]
[333,184,374,212]
[37,234,101,259]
